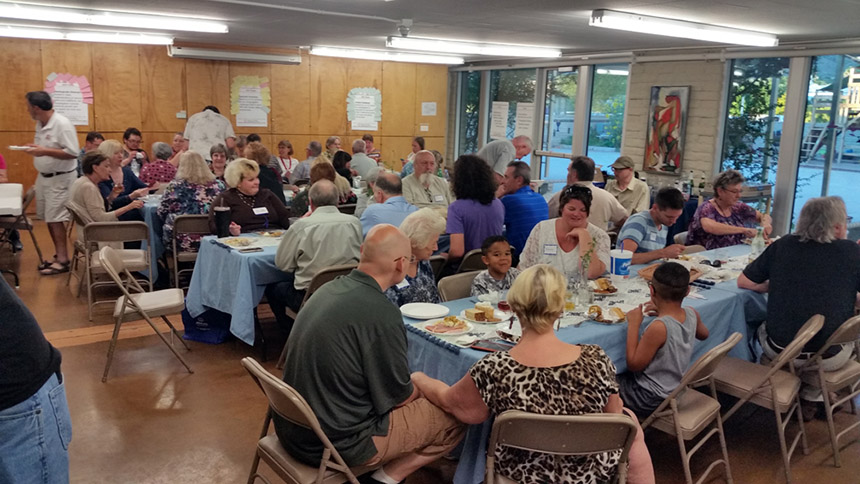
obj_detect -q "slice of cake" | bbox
[465,308,485,321]
[475,302,496,320]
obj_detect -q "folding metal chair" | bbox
[241,357,379,484]
[486,410,638,484]
[98,246,192,382]
[456,248,486,273]
[170,214,210,290]
[712,315,825,483]
[437,271,479,302]
[428,254,448,281]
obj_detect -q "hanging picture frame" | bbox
[643,86,690,174]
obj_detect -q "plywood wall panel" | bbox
[0,39,43,132]
[415,64,449,138]
[0,132,40,188]
[40,41,94,132]
[271,57,311,134]
[185,59,230,116]
[344,60,383,138]
[309,56,349,136]
[228,62,272,134]
[139,46,186,133]
[382,62,416,136]
[92,43,142,132]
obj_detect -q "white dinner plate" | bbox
[459,309,512,325]
[8,145,30,151]
[423,318,472,336]
[400,302,449,320]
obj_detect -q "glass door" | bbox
[541,68,578,193]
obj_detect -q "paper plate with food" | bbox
[424,316,472,335]
[222,237,253,247]
[590,277,618,295]
[258,230,285,237]
[461,302,509,324]
[586,305,627,324]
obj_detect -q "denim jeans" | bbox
[0,373,72,484]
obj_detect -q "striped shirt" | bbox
[617,211,666,252]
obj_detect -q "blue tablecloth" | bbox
[405,256,754,484]
[185,236,289,345]
[141,201,164,282]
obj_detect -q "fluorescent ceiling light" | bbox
[0,3,227,33]
[589,9,778,47]
[168,46,301,65]
[386,36,561,58]
[0,24,173,44]
[311,46,463,65]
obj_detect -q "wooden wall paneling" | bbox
[185,59,230,116]
[91,43,142,132]
[344,59,383,138]
[309,56,349,136]
[40,41,94,132]
[381,62,416,136]
[0,132,40,189]
[271,56,311,135]
[0,39,43,132]
[228,62,273,134]
[414,64,449,138]
[276,135,313,160]
[139,46,186,133]
[141,132,178,155]
[378,136,414,171]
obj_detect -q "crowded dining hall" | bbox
[3,1,860,483]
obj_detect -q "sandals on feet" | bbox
[38,255,59,270]
[39,261,70,275]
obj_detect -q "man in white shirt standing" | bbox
[23,91,79,276]
[183,105,236,161]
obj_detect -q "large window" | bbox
[487,69,537,141]
[587,64,629,167]
[456,71,481,156]
[541,68,578,189]
[792,55,860,227]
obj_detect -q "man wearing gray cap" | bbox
[605,155,650,215]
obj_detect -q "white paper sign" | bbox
[515,102,535,137]
[237,86,268,127]
[421,102,437,116]
[351,120,378,131]
[51,82,88,126]
[490,101,509,140]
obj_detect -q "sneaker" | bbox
[12,239,23,251]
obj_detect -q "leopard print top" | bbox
[469,344,620,484]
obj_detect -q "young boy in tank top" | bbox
[618,262,710,417]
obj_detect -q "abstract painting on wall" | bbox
[644,86,690,174]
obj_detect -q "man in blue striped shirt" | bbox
[617,187,686,264]
[500,161,548,263]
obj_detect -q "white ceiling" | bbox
[6,0,860,60]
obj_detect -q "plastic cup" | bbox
[609,249,633,281]
[214,206,232,238]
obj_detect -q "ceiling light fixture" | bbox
[589,9,778,47]
[0,24,173,44]
[0,3,227,33]
[386,36,561,58]
[310,46,463,65]
[168,46,301,64]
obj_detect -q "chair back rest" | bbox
[809,314,860,361]
[84,221,149,244]
[678,332,743,388]
[487,411,637,478]
[304,263,357,299]
[173,214,211,238]
[428,255,447,279]
[337,203,356,215]
[65,201,94,227]
[769,314,824,370]
[682,244,705,254]
[98,246,129,285]
[456,248,486,273]
[21,186,36,212]
[240,357,337,449]
[438,271,479,302]
[674,231,688,245]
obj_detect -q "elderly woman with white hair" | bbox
[140,141,177,186]
[354,166,380,218]
[207,158,290,236]
[384,207,446,306]
[739,196,860,410]
[157,151,225,252]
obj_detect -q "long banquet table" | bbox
[404,244,765,484]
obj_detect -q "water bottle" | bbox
[749,227,765,262]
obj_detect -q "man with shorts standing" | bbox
[23,91,79,275]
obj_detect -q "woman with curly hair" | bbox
[447,154,505,259]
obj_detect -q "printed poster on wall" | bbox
[514,102,535,137]
[231,76,271,127]
[347,87,382,131]
[489,101,509,139]
[44,72,92,126]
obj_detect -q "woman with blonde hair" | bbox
[384,208,446,306]
[97,139,152,221]
[157,151,225,252]
[244,141,287,205]
[208,158,290,235]
[412,264,655,484]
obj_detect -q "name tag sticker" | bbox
[396,279,410,289]
[253,207,269,216]
[543,244,558,256]
[649,232,658,241]
[433,194,444,203]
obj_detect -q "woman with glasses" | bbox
[519,185,610,280]
[686,170,772,250]
[384,208,446,306]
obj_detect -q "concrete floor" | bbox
[4,221,860,484]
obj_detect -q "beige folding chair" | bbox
[82,222,152,321]
[797,314,860,467]
[336,203,356,215]
[170,214,210,290]
[674,231,688,245]
[712,315,825,483]
[456,248,486,273]
[241,357,379,484]
[0,186,45,262]
[485,410,638,484]
[276,263,357,369]
[428,254,447,280]
[98,246,192,382]
[682,245,706,254]
[438,271,479,302]
[641,332,742,484]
